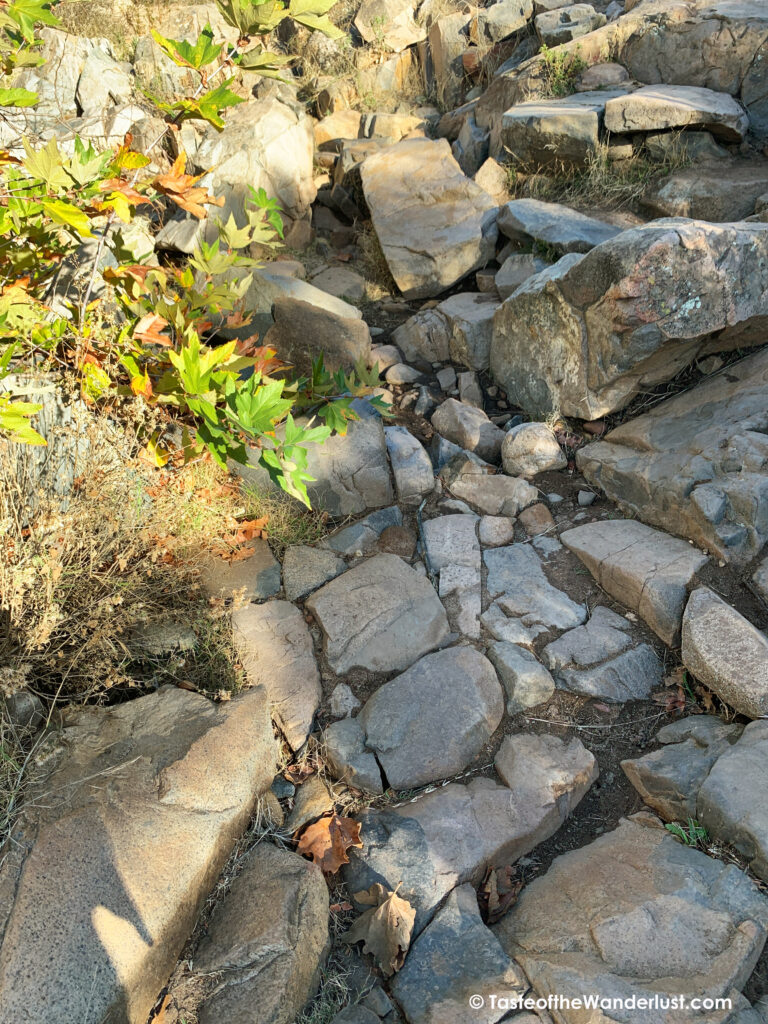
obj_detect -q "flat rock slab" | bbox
[306,553,450,674]
[385,425,434,506]
[490,218,768,420]
[441,457,538,516]
[0,687,277,1024]
[233,600,321,750]
[199,538,281,602]
[390,884,526,1024]
[423,514,480,571]
[643,161,768,223]
[282,545,346,602]
[682,587,768,719]
[494,815,768,1023]
[359,647,504,789]
[488,641,555,713]
[264,297,371,376]
[497,198,621,254]
[321,505,402,557]
[576,347,768,565]
[344,732,595,935]
[193,844,329,1024]
[604,84,750,141]
[535,2,606,46]
[561,519,707,645]
[360,138,498,300]
[484,543,587,632]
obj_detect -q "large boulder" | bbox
[497,199,621,254]
[603,83,750,141]
[263,297,371,376]
[642,161,768,223]
[360,138,498,300]
[393,292,498,370]
[576,348,768,565]
[0,687,277,1024]
[490,219,768,419]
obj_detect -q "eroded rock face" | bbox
[360,138,498,300]
[0,687,277,1024]
[576,348,768,565]
[604,84,750,140]
[495,815,768,1024]
[491,219,768,420]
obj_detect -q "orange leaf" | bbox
[297,813,363,874]
[134,313,171,347]
[152,154,225,220]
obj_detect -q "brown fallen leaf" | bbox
[330,901,353,913]
[343,883,416,977]
[296,813,362,874]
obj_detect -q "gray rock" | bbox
[475,0,533,43]
[264,297,371,376]
[285,774,334,835]
[127,620,197,658]
[306,553,450,674]
[322,506,402,558]
[479,515,517,547]
[242,267,363,320]
[643,161,768,223]
[490,218,768,420]
[556,644,663,702]
[494,815,768,1023]
[3,691,44,731]
[359,647,504,789]
[198,538,281,602]
[481,603,543,646]
[194,844,329,1024]
[0,687,276,1024]
[493,732,597,812]
[497,198,621,254]
[428,12,473,112]
[390,885,526,1023]
[485,544,587,632]
[76,48,133,114]
[329,683,361,718]
[323,717,383,794]
[754,557,768,604]
[440,455,538,515]
[495,253,548,299]
[439,292,498,372]
[543,606,631,670]
[682,587,768,719]
[488,642,556,713]
[283,545,346,602]
[436,366,458,391]
[369,343,402,372]
[354,0,425,52]
[385,426,435,505]
[431,399,505,462]
[361,138,498,300]
[501,422,566,478]
[330,1007,381,1024]
[423,514,480,571]
[310,265,366,303]
[386,362,424,385]
[232,601,321,750]
[535,3,606,46]
[561,519,708,645]
[576,348,768,565]
[604,84,750,142]
[451,112,490,176]
[438,564,482,638]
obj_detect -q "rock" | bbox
[621,715,744,821]
[497,199,621,254]
[387,363,425,386]
[492,219,768,419]
[390,885,526,1023]
[754,557,768,603]
[432,399,505,462]
[576,61,630,90]
[3,690,44,731]
[329,683,361,718]
[370,111,429,141]
[369,343,402,372]
[495,815,768,1022]
[241,267,363,321]
[604,84,750,141]
[682,587,768,719]
[495,253,548,300]
[322,506,403,557]
[428,12,472,111]
[331,1006,387,1024]
[193,844,329,1024]
[310,266,366,303]
[479,515,517,547]
[557,644,663,702]
[306,553,450,674]
[485,544,587,632]
[232,601,321,750]
[199,539,281,602]
[440,456,538,515]
[315,109,363,146]
[451,113,490,176]
[500,89,630,170]
[474,156,509,201]
[359,648,503,788]
[423,514,480,571]
[0,687,276,1024]
[344,755,593,934]
[378,524,417,558]
[323,717,383,794]
[264,297,371,376]
[355,0,425,52]
[518,503,556,537]
[576,348,768,565]
[436,366,458,391]
[283,545,346,602]
[561,520,707,645]
[361,985,394,1017]
[643,161,768,223]
[385,426,434,505]
[393,292,498,371]
[457,370,482,408]
[494,731,597,812]
[285,775,334,835]
[76,48,133,114]
[128,620,197,659]
[577,489,596,507]
[488,642,556,712]
[501,422,566,478]
[535,3,606,45]
[475,0,533,44]
[360,138,498,300]
[438,564,482,638]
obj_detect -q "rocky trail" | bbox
[3,0,768,1022]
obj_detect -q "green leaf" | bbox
[0,396,46,445]
[22,136,70,189]
[234,45,293,79]
[3,0,59,43]
[0,86,38,107]
[288,0,343,36]
[155,78,245,129]
[150,24,222,70]
[41,199,93,237]
[217,0,288,36]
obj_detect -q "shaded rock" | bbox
[428,12,472,111]
[488,642,556,713]
[283,545,346,602]
[264,297,371,376]
[576,348,768,565]
[232,601,321,750]
[561,519,707,645]
[479,515,517,547]
[457,370,483,407]
[432,399,505,462]
[4,691,44,731]
[754,557,768,604]
[495,253,548,300]
[485,544,587,632]
[643,162,768,223]
[390,885,526,1023]
[543,606,632,670]
[576,61,630,90]
[501,422,566,478]
[285,775,334,835]
[393,292,498,371]
[194,844,329,1024]
[518,503,556,537]
[242,267,363,320]
[199,540,281,602]
[490,218,768,419]
[378,524,417,558]
[306,553,450,674]
[0,687,276,1024]
[497,198,621,254]
[128,620,197,659]
[385,426,435,505]
[493,732,597,812]
[495,815,768,1023]
[438,564,482,638]
[369,343,402,372]
[440,456,538,515]
[475,0,533,44]
[604,84,749,141]
[310,266,366,303]
[682,587,768,719]
[322,505,403,557]
[360,138,498,300]
[323,717,383,794]
[451,112,490,176]
[386,362,424,385]
[359,647,504,788]
[535,3,606,45]
[329,683,361,718]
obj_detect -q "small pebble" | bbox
[578,490,597,507]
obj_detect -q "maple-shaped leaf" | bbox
[151,24,222,72]
[152,155,225,219]
[155,79,245,131]
[343,884,416,976]
[4,0,60,43]
[134,313,172,347]
[296,813,362,874]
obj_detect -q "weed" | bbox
[241,485,331,556]
[539,43,587,97]
[665,818,709,847]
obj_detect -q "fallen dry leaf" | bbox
[478,866,522,925]
[296,813,362,874]
[343,883,416,976]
